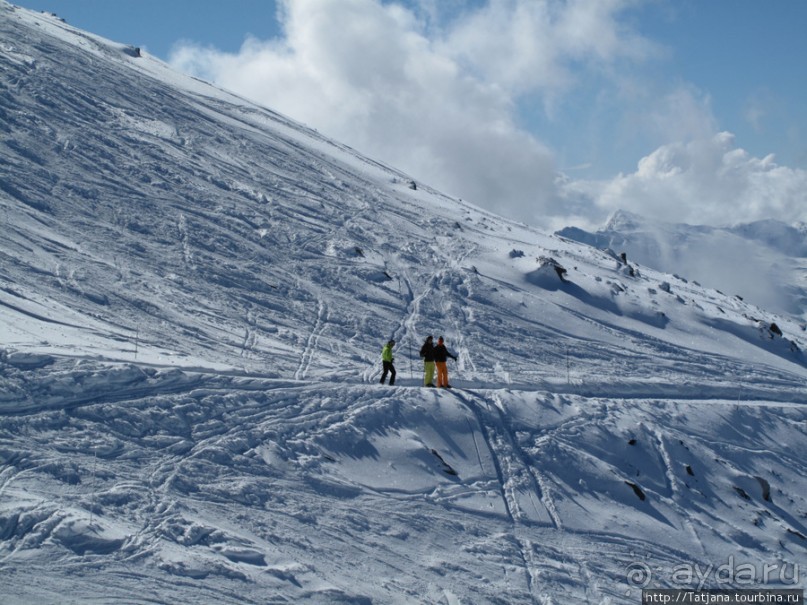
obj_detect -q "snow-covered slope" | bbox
[558,210,807,321]
[1,4,805,603]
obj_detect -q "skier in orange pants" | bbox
[433,336,458,388]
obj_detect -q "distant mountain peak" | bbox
[603,209,649,232]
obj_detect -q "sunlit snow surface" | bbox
[1,3,805,603]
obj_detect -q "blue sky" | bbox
[11,0,807,229]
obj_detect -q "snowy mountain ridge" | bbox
[558,210,807,320]
[1,3,805,604]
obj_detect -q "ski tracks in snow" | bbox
[393,240,480,380]
[450,388,645,603]
[240,307,259,360]
[294,299,328,381]
[451,388,570,602]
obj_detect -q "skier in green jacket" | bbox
[380,339,396,386]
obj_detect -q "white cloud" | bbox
[169,0,658,227]
[561,85,807,229]
[444,0,656,96]
[169,0,806,231]
[641,85,718,144]
[587,132,807,226]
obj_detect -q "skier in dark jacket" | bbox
[433,336,457,388]
[419,335,436,387]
